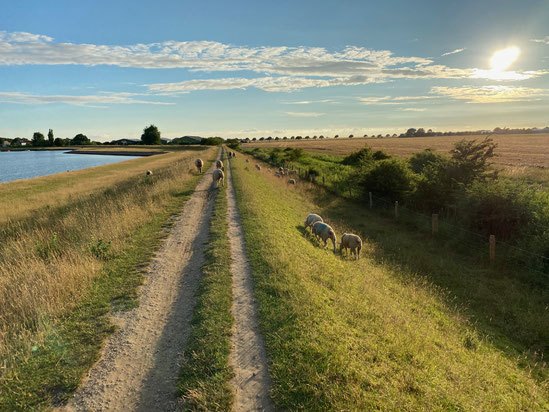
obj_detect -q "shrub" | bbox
[360,159,415,201]
[408,149,442,174]
[342,145,374,165]
[372,150,391,161]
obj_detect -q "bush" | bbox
[408,149,442,174]
[360,159,415,201]
[342,145,374,165]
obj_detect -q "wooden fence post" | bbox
[432,214,438,235]
[489,235,496,264]
[322,176,325,185]
[369,192,373,209]
[395,201,399,220]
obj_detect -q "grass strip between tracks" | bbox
[178,154,234,410]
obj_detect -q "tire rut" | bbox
[60,150,221,412]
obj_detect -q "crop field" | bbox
[243,134,549,169]
[228,152,548,410]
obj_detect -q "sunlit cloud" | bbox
[401,107,426,111]
[0,91,173,106]
[490,46,520,71]
[441,48,465,57]
[430,85,548,103]
[531,36,549,45]
[358,95,438,105]
[285,111,325,117]
[283,99,335,104]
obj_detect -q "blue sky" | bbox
[1,0,548,141]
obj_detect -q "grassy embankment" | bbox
[0,147,216,410]
[178,149,234,410]
[230,153,548,410]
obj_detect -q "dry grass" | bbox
[0,147,216,370]
[243,134,549,169]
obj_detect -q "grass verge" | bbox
[178,152,234,410]
[230,153,548,410]
[0,148,216,410]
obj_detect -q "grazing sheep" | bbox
[339,233,362,259]
[278,166,284,173]
[311,222,337,252]
[255,164,261,171]
[213,168,224,187]
[274,171,281,177]
[216,159,224,169]
[146,170,153,176]
[289,170,297,176]
[304,213,323,229]
[288,179,296,185]
[195,158,204,173]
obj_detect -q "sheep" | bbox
[339,233,362,259]
[311,222,337,252]
[195,158,204,173]
[274,171,281,177]
[278,166,284,173]
[213,168,224,187]
[289,170,297,176]
[216,159,224,169]
[288,179,296,185]
[146,170,153,176]
[232,152,236,158]
[246,159,249,163]
[304,213,323,229]
[255,164,261,171]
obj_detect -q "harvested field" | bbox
[243,134,549,169]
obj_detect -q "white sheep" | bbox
[304,213,323,229]
[213,168,224,187]
[289,170,297,176]
[288,179,296,185]
[255,164,261,171]
[274,171,281,177]
[311,221,337,252]
[146,170,153,176]
[339,233,362,259]
[216,159,224,169]
[195,158,204,173]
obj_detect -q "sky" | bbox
[0,0,548,141]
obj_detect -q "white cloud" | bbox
[0,31,53,43]
[401,107,426,111]
[283,99,335,104]
[531,36,549,45]
[0,91,173,106]
[441,48,465,57]
[358,95,438,105]
[429,85,549,103]
[285,111,325,117]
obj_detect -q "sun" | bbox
[490,46,520,71]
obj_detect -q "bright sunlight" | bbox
[490,46,520,71]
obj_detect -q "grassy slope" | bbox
[178,151,234,410]
[230,154,548,410]
[0,148,216,410]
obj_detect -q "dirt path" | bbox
[225,155,275,411]
[60,152,220,412]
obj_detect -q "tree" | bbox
[405,128,417,137]
[32,132,46,147]
[53,137,65,147]
[141,124,161,145]
[72,133,91,145]
[48,129,54,146]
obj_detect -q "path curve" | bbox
[225,154,275,411]
[60,151,220,412]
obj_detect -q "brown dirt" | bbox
[59,151,220,412]
[225,155,275,411]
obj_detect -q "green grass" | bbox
[178,155,234,410]
[0,151,216,411]
[230,154,549,410]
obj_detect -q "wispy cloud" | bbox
[0,91,173,106]
[283,99,335,104]
[430,85,549,103]
[401,107,426,111]
[285,111,325,117]
[441,48,465,57]
[531,36,549,45]
[358,95,438,105]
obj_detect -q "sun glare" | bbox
[490,46,520,71]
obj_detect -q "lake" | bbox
[0,150,142,183]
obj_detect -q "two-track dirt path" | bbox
[61,152,220,412]
[225,155,275,411]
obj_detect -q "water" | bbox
[0,150,142,183]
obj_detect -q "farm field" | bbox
[243,133,549,169]
[229,151,548,410]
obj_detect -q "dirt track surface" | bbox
[60,152,219,412]
[226,156,275,411]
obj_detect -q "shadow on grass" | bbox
[304,187,548,382]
